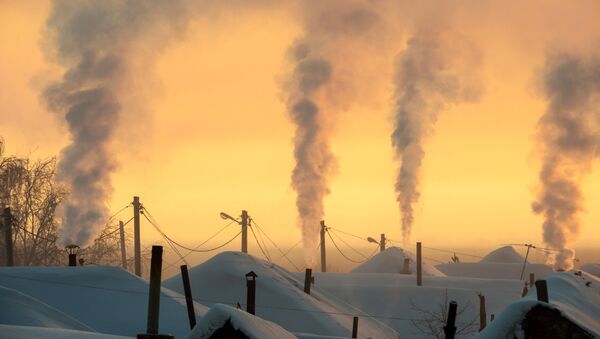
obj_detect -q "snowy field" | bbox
[0,246,599,338]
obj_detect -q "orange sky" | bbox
[1,1,600,265]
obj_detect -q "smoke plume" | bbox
[391,26,482,243]
[532,52,600,270]
[285,1,392,261]
[43,0,192,246]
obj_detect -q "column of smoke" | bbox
[43,0,193,246]
[285,1,390,263]
[532,53,600,270]
[391,27,482,244]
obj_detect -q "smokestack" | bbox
[65,244,80,267]
[531,52,600,270]
[391,26,482,243]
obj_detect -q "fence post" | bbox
[478,293,487,331]
[137,245,173,339]
[443,301,457,339]
[529,273,535,289]
[180,265,196,330]
[352,317,359,338]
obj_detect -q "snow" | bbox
[352,246,446,276]
[0,285,92,331]
[164,251,398,338]
[0,324,132,339]
[306,272,524,338]
[581,263,600,278]
[480,246,524,263]
[0,266,207,338]
[476,271,600,338]
[436,262,553,280]
[188,303,296,339]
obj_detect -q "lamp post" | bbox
[221,211,248,253]
[65,244,80,267]
[245,271,257,315]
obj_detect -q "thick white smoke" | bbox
[532,52,600,270]
[391,26,483,243]
[43,0,195,246]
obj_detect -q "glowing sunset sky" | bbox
[2,0,600,258]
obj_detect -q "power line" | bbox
[326,230,368,264]
[327,227,371,243]
[250,219,301,271]
[328,229,370,260]
[248,223,271,262]
[422,246,483,260]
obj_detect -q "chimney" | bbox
[65,244,80,267]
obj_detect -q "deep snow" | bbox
[352,246,446,276]
[0,266,207,337]
[164,251,398,338]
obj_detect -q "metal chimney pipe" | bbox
[65,245,80,267]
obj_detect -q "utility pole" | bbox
[416,242,422,286]
[519,244,533,280]
[380,233,386,252]
[119,220,127,270]
[3,207,13,266]
[478,293,487,331]
[133,196,141,277]
[241,210,248,253]
[320,220,327,273]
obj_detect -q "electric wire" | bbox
[326,230,368,264]
[250,219,301,271]
[328,229,369,259]
[249,223,272,262]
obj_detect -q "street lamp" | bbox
[65,244,80,267]
[367,237,379,244]
[220,212,240,224]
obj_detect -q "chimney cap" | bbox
[65,244,80,254]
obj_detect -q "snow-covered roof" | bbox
[581,263,600,278]
[0,324,131,339]
[480,246,524,263]
[351,246,446,276]
[436,262,553,280]
[164,251,398,338]
[476,271,600,338]
[0,285,92,331]
[0,266,207,337]
[188,303,296,339]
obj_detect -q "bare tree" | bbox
[1,154,67,266]
[410,289,479,338]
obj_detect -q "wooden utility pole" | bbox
[519,244,533,280]
[133,196,141,277]
[416,242,422,286]
[180,265,196,330]
[320,220,327,273]
[478,293,487,331]
[119,220,127,270]
[304,268,312,295]
[380,233,386,252]
[3,207,14,266]
[241,210,248,253]
[138,246,173,339]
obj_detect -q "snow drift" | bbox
[0,266,207,337]
[0,285,92,331]
[480,246,524,263]
[581,263,600,278]
[351,246,445,276]
[0,324,131,339]
[164,251,398,338]
[304,271,524,338]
